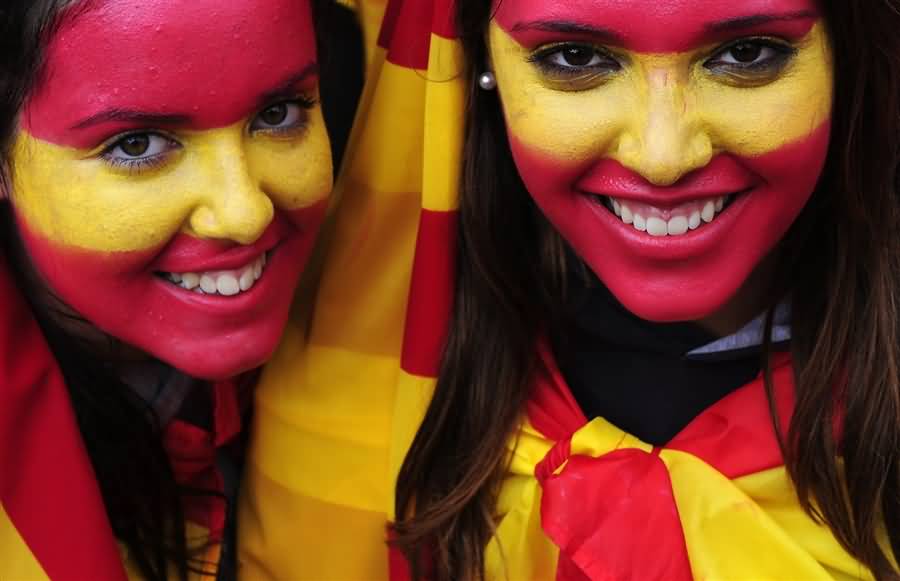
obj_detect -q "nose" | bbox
[612,68,713,186]
[187,129,274,245]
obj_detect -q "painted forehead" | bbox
[493,0,821,52]
[23,0,317,148]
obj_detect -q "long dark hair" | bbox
[394,1,900,579]
[0,1,358,580]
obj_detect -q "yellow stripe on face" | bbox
[489,22,833,183]
[11,110,332,253]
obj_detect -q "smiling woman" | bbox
[0,0,340,579]
[393,0,900,579]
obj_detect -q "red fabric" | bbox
[401,210,457,376]
[540,449,692,581]
[387,527,434,581]
[378,0,433,69]
[0,253,127,580]
[528,346,795,580]
[164,378,246,541]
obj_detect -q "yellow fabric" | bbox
[0,505,49,581]
[486,417,871,581]
[238,8,433,578]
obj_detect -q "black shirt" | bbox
[553,279,764,446]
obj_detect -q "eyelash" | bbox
[704,37,796,73]
[250,96,318,137]
[528,37,797,83]
[528,43,621,77]
[99,133,178,173]
[97,96,318,172]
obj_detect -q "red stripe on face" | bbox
[23,0,317,148]
[509,121,831,322]
[0,255,127,580]
[494,0,818,53]
[16,202,328,380]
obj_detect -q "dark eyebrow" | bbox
[256,62,319,107]
[71,111,191,131]
[510,20,626,46]
[704,10,818,33]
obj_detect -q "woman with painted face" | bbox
[393,0,900,579]
[0,0,356,579]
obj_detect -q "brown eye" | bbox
[562,46,596,67]
[260,103,289,126]
[120,134,150,157]
[729,43,763,63]
[250,100,311,133]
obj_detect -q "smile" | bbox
[160,252,268,296]
[594,194,737,237]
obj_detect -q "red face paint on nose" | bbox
[23,0,318,148]
[494,0,818,53]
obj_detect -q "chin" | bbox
[598,271,742,324]
[149,329,282,382]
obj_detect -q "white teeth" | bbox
[609,195,731,236]
[646,217,667,237]
[181,273,200,289]
[688,211,701,230]
[200,274,217,294]
[667,216,689,236]
[162,252,268,297]
[633,213,647,231]
[216,274,240,296]
[239,267,255,291]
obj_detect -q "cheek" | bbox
[246,116,333,208]
[11,134,190,253]
[492,32,627,162]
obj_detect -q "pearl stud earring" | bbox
[478,71,497,90]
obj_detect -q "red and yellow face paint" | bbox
[490,0,833,323]
[10,0,332,380]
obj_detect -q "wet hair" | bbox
[0,1,361,579]
[394,1,900,579]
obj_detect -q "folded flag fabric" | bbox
[0,251,127,581]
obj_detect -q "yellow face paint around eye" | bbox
[11,111,332,253]
[489,21,833,173]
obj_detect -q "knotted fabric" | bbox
[479,344,870,580]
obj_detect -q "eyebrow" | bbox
[704,10,818,33]
[69,61,319,131]
[510,20,626,45]
[256,62,320,107]
[71,111,190,131]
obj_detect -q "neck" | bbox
[696,250,780,337]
